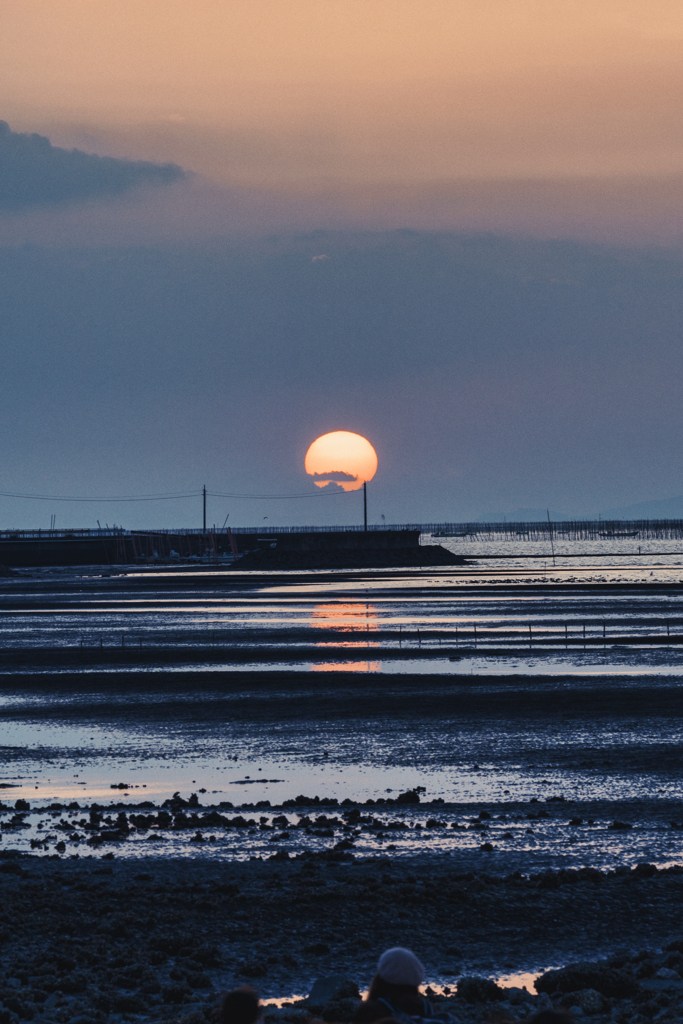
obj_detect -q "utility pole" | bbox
[203,485,206,534]
[363,481,367,532]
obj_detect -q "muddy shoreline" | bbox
[3,669,683,869]
[1,852,683,1023]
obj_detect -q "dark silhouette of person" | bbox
[219,986,261,1024]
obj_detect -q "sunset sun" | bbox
[305,431,378,492]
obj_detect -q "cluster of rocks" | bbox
[270,949,683,1024]
[4,942,682,1024]
[3,791,447,854]
[1,852,683,1024]
[9,791,680,861]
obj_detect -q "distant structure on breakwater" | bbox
[0,518,681,568]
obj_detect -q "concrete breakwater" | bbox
[0,529,463,569]
[232,531,464,569]
[0,529,224,567]
[5,515,683,568]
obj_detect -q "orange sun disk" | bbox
[305,431,378,491]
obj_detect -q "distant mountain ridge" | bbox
[476,496,683,523]
[475,508,577,523]
[597,495,683,521]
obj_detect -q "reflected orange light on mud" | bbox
[312,661,381,673]
[305,431,377,491]
[311,603,379,631]
[311,603,380,649]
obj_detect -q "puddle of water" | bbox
[260,995,308,1008]
[496,971,542,992]
[312,661,382,672]
[6,655,683,677]
[256,973,545,1005]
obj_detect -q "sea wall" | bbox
[0,529,431,568]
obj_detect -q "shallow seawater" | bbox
[1,556,683,869]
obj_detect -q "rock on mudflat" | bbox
[308,975,359,1006]
[572,988,605,1014]
[457,977,505,1003]
[535,961,638,998]
[304,976,361,1024]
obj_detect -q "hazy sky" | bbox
[3,0,683,241]
[1,1,683,528]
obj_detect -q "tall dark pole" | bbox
[547,507,555,567]
[203,485,206,534]
[363,481,367,532]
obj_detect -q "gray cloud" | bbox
[0,121,184,211]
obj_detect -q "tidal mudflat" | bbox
[1,558,683,1018]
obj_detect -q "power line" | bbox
[207,490,346,500]
[0,490,199,503]
[0,487,348,503]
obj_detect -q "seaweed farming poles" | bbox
[429,519,683,541]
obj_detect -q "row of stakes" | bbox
[408,621,676,646]
[73,621,678,649]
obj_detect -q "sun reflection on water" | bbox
[311,602,382,652]
[311,602,380,631]
[312,661,381,672]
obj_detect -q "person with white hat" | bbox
[353,947,453,1024]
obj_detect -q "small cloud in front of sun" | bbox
[311,471,358,489]
[305,431,378,492]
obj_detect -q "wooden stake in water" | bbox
[547,509,556,566]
